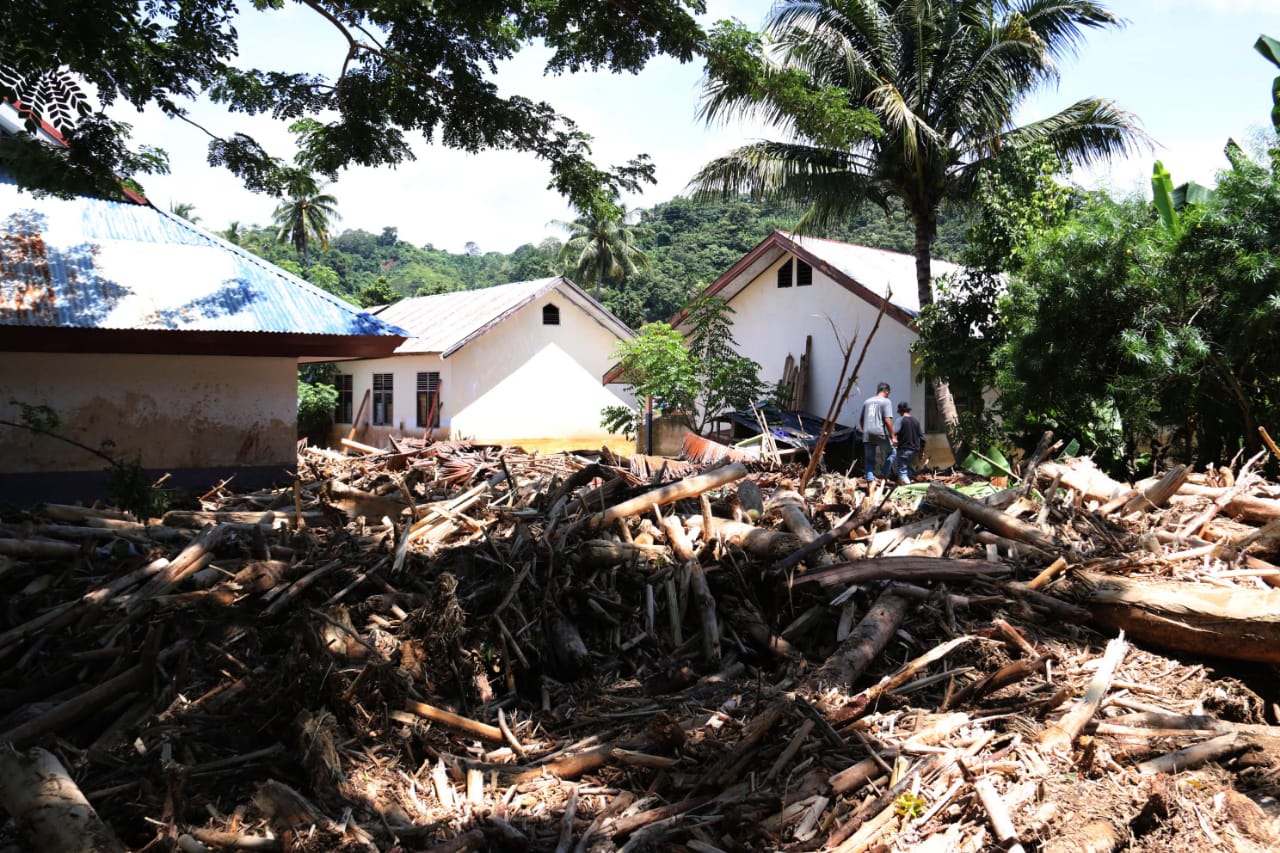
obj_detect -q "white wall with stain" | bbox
[0,353,296,473]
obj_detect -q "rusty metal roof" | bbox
[373,276,632,357]
[0,171,406,339]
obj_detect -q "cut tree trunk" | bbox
[1067,571,1280,664]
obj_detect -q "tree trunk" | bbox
[912,217,962,461]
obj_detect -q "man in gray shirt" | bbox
[859,382,896,485]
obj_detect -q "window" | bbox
[372,373,393,425]
[796,260,813,286]
[777,259,793,288]
[543,304,560,325]
[334,374,353,424]
[416,372,441,428]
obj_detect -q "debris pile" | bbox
[3,437,1280,852]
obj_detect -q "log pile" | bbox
[2,439,1280,852]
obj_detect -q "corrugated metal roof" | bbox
[780,232,964,316]
[0,171,406,338]
[374,277,568,356]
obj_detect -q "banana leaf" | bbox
[961,447,1015,481]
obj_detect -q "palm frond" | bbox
[1003,98,1149,168]
[687,140,874,206]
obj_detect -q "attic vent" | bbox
[796,260,813,286]
[543,304,560,325]
[777,259,793,288]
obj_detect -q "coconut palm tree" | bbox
[692,0,1147,436]
[272,173,340,267]
[168,201,200,223]
[552,205,649,299]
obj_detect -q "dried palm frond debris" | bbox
[3,435,1280,852]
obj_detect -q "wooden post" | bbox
[347,388,371,443]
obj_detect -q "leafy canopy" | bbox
[0,0,707,209]
[603,295,766,438]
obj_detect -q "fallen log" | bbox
[1120,465,1188,516]
[1171,484,1280,524]
[1065,571,1280,664]
[692,516,804,562]
[589,463,748,528]
[404,699,503,742]
[802,589,912,714]
[925,483,1058,553]
[0,745,127,853]
[1037,460,1129,506]
[793,556,1009,589]
[575,539,668,569]
[0,537,82,559]
[1136,732,1245,775]
[772,495,887,574]
[768,490,831,567]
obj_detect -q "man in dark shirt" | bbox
[891,401,924,485]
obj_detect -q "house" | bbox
[0,168,407,503]
[648,230,964,463]
[334,277,635,452]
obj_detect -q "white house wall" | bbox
[0,352,297,473]
[727,257,926,428]
[332,352,452,440]
[336,286,633,449]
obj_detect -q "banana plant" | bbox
[1256,35,1280,132]
[1152,160,1180,234]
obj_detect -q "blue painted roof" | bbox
[0,171,406,338]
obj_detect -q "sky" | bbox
[122,0,1280,255]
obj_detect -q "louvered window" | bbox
[543,304,560,325]
[334,374,353,424]
[796,260,813,286]
[416,372,441,428]
[777,259,792,287]
[372,373,393,425]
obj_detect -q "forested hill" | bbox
[226,196,967,328]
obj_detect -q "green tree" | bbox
[0,1,703,209]
[359,277,399,308]
[553,204,650,299]
[913,144,1079,451]
[222,221,243,246]
[273,172,339,267]
[603,296,765,437]
[168,201,200,223]
[692,0,1145,441]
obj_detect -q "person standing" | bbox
[892,401,924,485]
[859,382,895,485]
